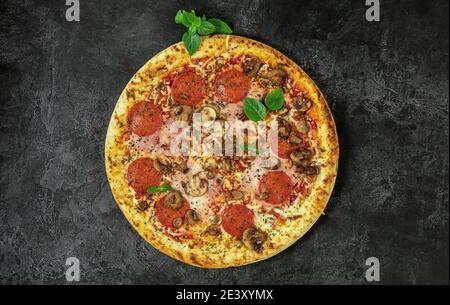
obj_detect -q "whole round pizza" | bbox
[105,35,339,268]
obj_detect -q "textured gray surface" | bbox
[0,0,448,284]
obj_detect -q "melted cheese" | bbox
[126,53,317,231]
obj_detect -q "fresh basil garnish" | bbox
[188,24,197,36]
[264,88,285,111]
[243,97,267,122]
[179,10,200,27]
[175,10,233,56]
[147,184,173,194]
[182,32,201,56]
[207,18,233,34]
[175,10,184,24]
[197,21,216,35]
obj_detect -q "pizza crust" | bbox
[105,35,339,268]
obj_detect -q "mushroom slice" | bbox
[296,118,310,134]
[231,190,244,200]
[175,160,189,173]
[277,107,289,116]
[164,191,183,210]
[260,68,287,86]
[185,209,200,225]
[206,171,216,179]
[220,157,233,172]
[296,165,320,176]
[200,105,218,125]
[154,157,172,174]
[243,56,262,77]
[290,148,311,166]
[202,158,218,178]
[185,173,209,197]
[172,217,183,228]
[205,224,222,236]
[202,158,217,171]
[260,156,280,170]
[242,227,267,252]
[294,96,312,112]
[278,118,291,139]
[173,105,193,122]
[136,201,149,211]
[287,132,302,144]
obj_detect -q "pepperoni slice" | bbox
[258,171,293,205]
[155,195,190,228]
[171,71,207,106]
[271,139,293,159]
[126,158,161,196]
[215,69,251,103]
[221,204,254,238]
[128,101,162,136]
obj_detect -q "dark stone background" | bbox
[0,0,448,285]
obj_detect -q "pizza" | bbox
[105,35,339,268]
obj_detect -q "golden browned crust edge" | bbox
[105,35,339,268]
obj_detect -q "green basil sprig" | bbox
[243,97,267,122]
[264,88,285,111]
[147,184,173,194]
[182,32,201,56]
[242,89,285,121]
[207,18,233,34]
[175,10,233,56]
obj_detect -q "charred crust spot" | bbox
[190,254,202,266]
[137,201,149,211]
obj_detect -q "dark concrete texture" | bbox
[0,0,448,284]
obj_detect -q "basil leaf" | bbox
[188,24,197,36]
[242,143,265,155]
[192,16,202,28]
[181,10,196,27]
[147,184,173,193]
[175,10,184,24]
[175,11,233,56]
[207,18,233,34]
[243,97,267,122]
[197,21,216,35]
[264,88,285,111]
[182,32,201,56]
